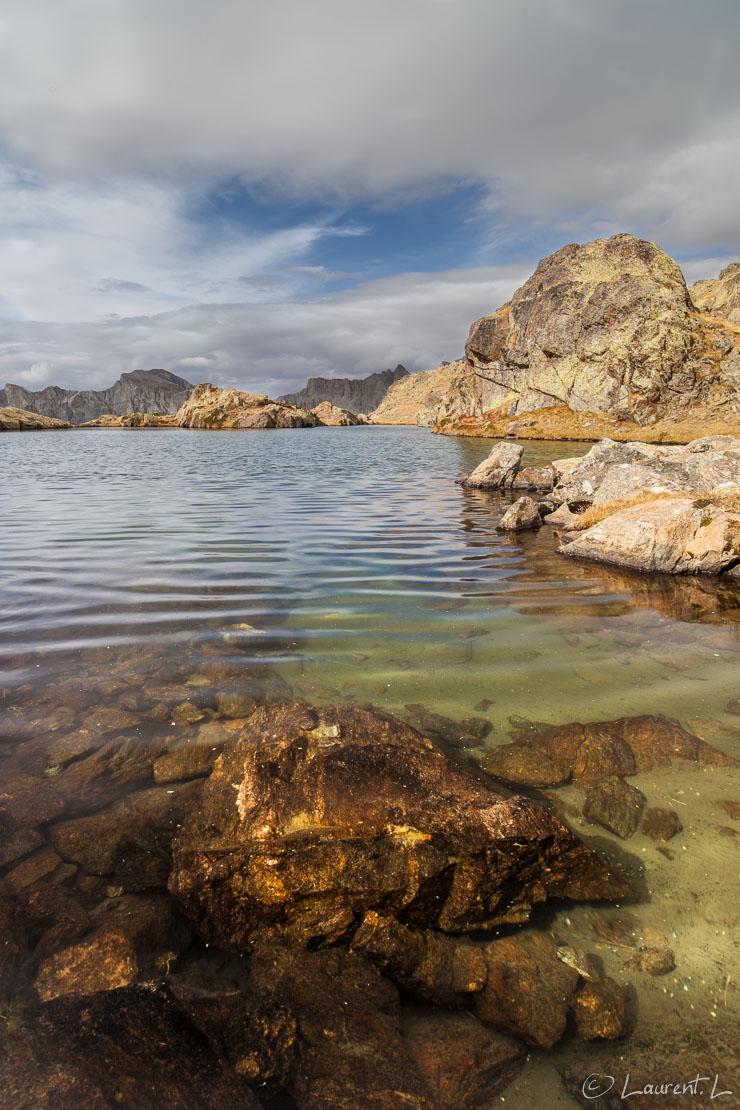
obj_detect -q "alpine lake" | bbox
[2,424,740,1108]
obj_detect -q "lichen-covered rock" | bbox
[690,261,740,325]
[497,496,542,532]
[560,496,740,576]
[460,443,523,489]
[176,383,322,429]
[0,406,71,431]
[464,234,739,425]
[310,401,367,425]
[169,703,630,950]
[371,360,499,426]
[552,436,740,508]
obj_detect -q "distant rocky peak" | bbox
[279,365,408,414]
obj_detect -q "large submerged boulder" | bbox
[176,384,322,429]
[169,703,630,950]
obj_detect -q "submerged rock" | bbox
[402,1005,526,1110]
[583,777,646,840]
[0,985,260,1109]
[641,807,683,842]
[568,976,628,1040]
[498,496,543,532]
[169,703,630,950]
[247,944,434,1110]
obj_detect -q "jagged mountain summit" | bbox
[279,365,408,414]
[0,369,194,423]
[372,234,740,441]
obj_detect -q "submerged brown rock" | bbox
[170,703,630,950]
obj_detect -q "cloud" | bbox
[0,0,737,248]
[0,264,530,393]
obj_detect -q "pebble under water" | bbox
[2,425,740,1108]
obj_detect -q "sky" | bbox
[0,0,738,396]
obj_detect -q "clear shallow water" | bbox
[3,425,740,737]
[3,425,740,1105]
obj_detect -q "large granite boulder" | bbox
[561,497,740,575]
[376,236,740,437]
[551,435,740,508]
[169,703,630,950]
[310,401,367,425]
[176,383,322,429]
[464,234,739,424]
[460,442,523,488]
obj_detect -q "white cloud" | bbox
[0,264,529,393]
[0,163,359,321]
[0,0,737,248]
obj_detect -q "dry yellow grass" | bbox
[436,403,740,445]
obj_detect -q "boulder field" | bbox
[462,435,740,577]
[373,233,740,442]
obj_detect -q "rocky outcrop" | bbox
[374,236,740,439]
[176,384,322,429]
[561,497,740,575]
[309,401,368,425]
[81,412,178,427]
[550,435,740,508]
[371,360,499,425]
[280,364,408,413]
[0,406,71,431]
[169,702,630,951]
[0,369,193,423]
[462,234,740,426]
[690,261,740,325]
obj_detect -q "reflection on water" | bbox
[2,425,740,1106]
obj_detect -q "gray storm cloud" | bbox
[0,0,738,388]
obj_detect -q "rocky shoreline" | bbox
[461,435,740,579]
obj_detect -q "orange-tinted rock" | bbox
[572,728,636,784]
[170,704,631,950]
[569,977,628,1040]
[474,931,580,1049]
[480,743,569,787]
[624,947,675,976]
[351,911,487,1006]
